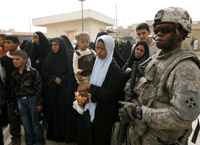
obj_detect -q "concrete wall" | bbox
[44,18,108,42]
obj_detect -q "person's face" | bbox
[4,40,18,51]
[51,41,60,53]
[154,23,177,50]
[33,35,39,45]
[77,35,90,51]
[136,29,151,41]
[13,55,27,68]
[0,37,5,48]
[96,41,107,59]
[135,44,145,59]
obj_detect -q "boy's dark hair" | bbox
[0,34,6,40]
[5,35,19,44]
[136,23,150,31]
[14,50,28,59]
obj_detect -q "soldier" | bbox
[119,7,200,145]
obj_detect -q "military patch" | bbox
[185,97,197,110]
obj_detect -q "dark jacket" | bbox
[10,66,43,107]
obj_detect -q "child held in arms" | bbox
[72,32,96,114]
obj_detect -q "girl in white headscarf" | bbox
[77,35,122,145]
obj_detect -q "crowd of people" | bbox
[0,6,200,145]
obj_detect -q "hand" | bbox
[55,77,61,85]
[14,109,20,115]
[78,83,90,92]
[126,68,132,73]
[37,106,43,112]
[119,101,142,121]
[2,78,6,84]
[119,107,130,123]
[76,73,83,81]
[79,90,89,97]
[35,60,40,64]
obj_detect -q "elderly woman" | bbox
[77,35,122,145]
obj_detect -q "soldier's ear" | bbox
[176,29,186,41]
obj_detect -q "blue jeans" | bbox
[0,106,4,145]
[17,96,44,145]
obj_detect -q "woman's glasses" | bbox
[153,27,175,34]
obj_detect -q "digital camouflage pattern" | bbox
[125,47,200,145]
[154,7,192,33]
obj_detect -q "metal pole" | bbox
[81,1,84,32]
[116,4,118,40]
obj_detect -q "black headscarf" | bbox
[60,35,74,59]
[24,41,33,57]
[60,35,74,51]
[30,31,51,59]
[113,40,126,68]
[44,38,68,75]
[20,40,28,50]
[122,40,149,70]
[122,41,132,61]
[29,31,51,74]
[43,37,77,91]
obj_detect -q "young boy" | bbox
[72,32,96,114]
[10,50,45,145]
[0,35,22,145]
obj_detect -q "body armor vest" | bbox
[133,48,200,145]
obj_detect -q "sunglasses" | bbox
[153,27,175,34]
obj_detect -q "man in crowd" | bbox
[131,23,158,56]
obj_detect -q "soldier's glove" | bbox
[119,101,142,123]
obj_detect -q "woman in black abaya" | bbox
[42,37,78,143]
[120,40,150,100]
[30,31,51,74]
[122,40,132,62]
[60,35,74,51]
[122,40,149,72]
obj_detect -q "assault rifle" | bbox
[116,61,139,145]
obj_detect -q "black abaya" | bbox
[30,31,51,74]
[43,37,78,143]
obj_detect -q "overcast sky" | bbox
[1,0,200,32]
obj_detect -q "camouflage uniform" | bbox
[121,7,200,145]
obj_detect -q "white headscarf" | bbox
[90,35,115,86]
[84,35,115,122]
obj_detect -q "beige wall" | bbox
[88,19,108,42]
[45,20,80,38]
[44,18,109,42]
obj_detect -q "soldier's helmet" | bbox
[153,7,192,33]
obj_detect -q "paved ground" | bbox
[3,116,200,145]
[3,126,77,145]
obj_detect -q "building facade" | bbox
[32,9,115,42]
